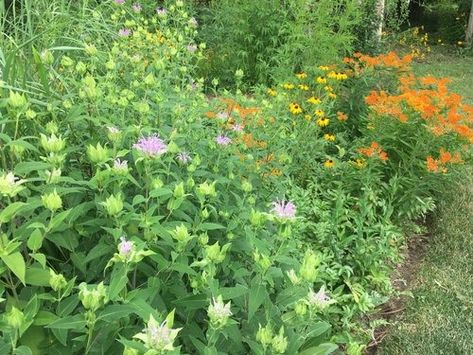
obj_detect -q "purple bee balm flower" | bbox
[119,236,133,256]
[271,200,296,219]
[187,44,197,53]
[176,152,192,164]
[215,135,232,146]
[156,7,167,16]
[132,3,142,12]
[118,28,131,37]
[133,134,167,157]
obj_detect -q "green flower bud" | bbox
[26,109,37,119]
[78,282,108,312]
[294,301,307,316]
[84,43,98,56]
[205,242,230,264]
[42,189,63,211]
[186,177,195,188]
[171,224,190,243]
[10,142,26,157]
[76,61,87,74]
[144,73,156,86]
[87,143,109,164]
[167,141,179,154]
[256,324,273,348]
[271,327,288,354]
[102,194,124,216]
[5,307,24,329]
[250,209,265,226]
[45,168,62,184]
[196,181,217,198]
[49,269,67,292]
[106,59,116,70]
[8,90,27,108]
[241,180,253,192]
[40,133,66,153]
[123,347,139,355]
[247,196,256,205]
[45,121,59,134]
[198,233,208,246]
[299,250,320,283]
[61,56,74,67]
[134,101,150,113]
[200,208,210,220]
[173,182,185,199]
[235,69,244,79]
[151,177,164,189]
[40,49,54,65]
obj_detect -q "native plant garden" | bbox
[0,0,472,354]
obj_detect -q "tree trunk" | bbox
[467,0,473,44]
[375,0,385,44]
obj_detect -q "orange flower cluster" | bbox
[351,51,413,70]
[358,141,388,161]
[365,74,473,142]
[426,148,463,173]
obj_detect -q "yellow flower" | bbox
[324,85,333,92]
[457,41,463,46]
[324,159,335,168]
[282,83,295,90]
[316,117,330,127]
[307,96,321,105]
[304,114,312,121]
[296,72,307,79]
[353,158,366,169]
[318,65,330,71]
[289,102,303,115]
[316,77,327,84]
[298,84,309,91]
[323,133,335,141]
[328,92,337,99]
[267,88,277,96]
[367,123,375,130]
[327,71,337,79]
[315,109,325,117]
[336,73,348,80]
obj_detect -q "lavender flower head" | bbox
[307,286,334,309]
[114,0,125,4]
[113,158,128,173]
[156,7,167,16]
[133,134,167,157]
[119,236,133,256]
[271,200,296,219]
[118,28,131,37]
[187,44,197,53]
[215,135,232,146]
[132,3,142,12]
[176,152,192,164]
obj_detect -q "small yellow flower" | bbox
[267,88,277,96]
[307,96,321,105]
[282,83,295,90]
[289,102,303,115]
[304,114,312,121]
[324,85,333,92]
[327,71,337,79]
[457,41,463,46]
[316,77,327,84]
[323,133,335,141]
[324,159,335,168]
[318,66,330,71]
[316,117,330,127]
[367,123,375,130]
[315,109,325,117]
[298,84,309,91]
[328,92,337,99]
[353,158,366,169]
[296,72,307,79]
[336,73,348,80]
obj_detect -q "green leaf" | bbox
[34,311,59,326]
[27,229,44,251]
[220,285,249,300]
[13,345,33,355]
[84,242,112,264]
[25,267,50,286]
[0,202,26,223]
[248,281,268,321]
[14,161,50,175]
[49,209,72,231]
[199,223,226,231]
[47,314,86,330]
[173,293,207,310]
[1,252,26,285]
[57,295,79,316]
[108,265,128,301]
[97,304,137,322]
[299,343,338,355]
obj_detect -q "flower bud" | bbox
[241,180,252,192]
[42,189,62,211]
[271,327,288,354]
[256,324,273,348]
[294,301,307,316]
[102,194,124,216]
[61,56,74,67]
[144,73,156,86]
[196,181,217,198]
[78,282,108,312]
[40,49,54,65]
[84,43,98,56]
[198,233,209,246]
[200,208,210,220]
[171,224,190,243]
[173,182,185,199]
[76,61,87,74]
[5,307,24,329]
[26,109,37,119]
[123,347,139,355]
[45,121,59,134]
[45,168,62,184]
[250,209,265,226]
[40,133,66,153]
[208,295,232,328]
[8,90,27,108]
[0,172,25,197]
[299,250,320,283]
[151,177,164,189]
[205,242,230,264]
[49,269,67,292]
[87,143,109,164]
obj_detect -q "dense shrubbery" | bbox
[0,1,472,354]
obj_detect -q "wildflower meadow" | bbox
[0,0,472,354]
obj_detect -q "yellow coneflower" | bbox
[318,65,330,71]
[353,158,366,169]
[296,72,307,79]
[282,83,295,90]
[323,133,336,141]
[289,102,303,115]
[328,92,337,99]
[304,114,312,121]
[324,159,335,168]
[298,84,309,91]
[316,76,327,84]
[307,96,321,105]
[316,117,330,127]
[315,109,325,117]
[324,85,333,92]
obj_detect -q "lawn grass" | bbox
[377,48,473,355]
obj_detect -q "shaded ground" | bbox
[373,48,473,355]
